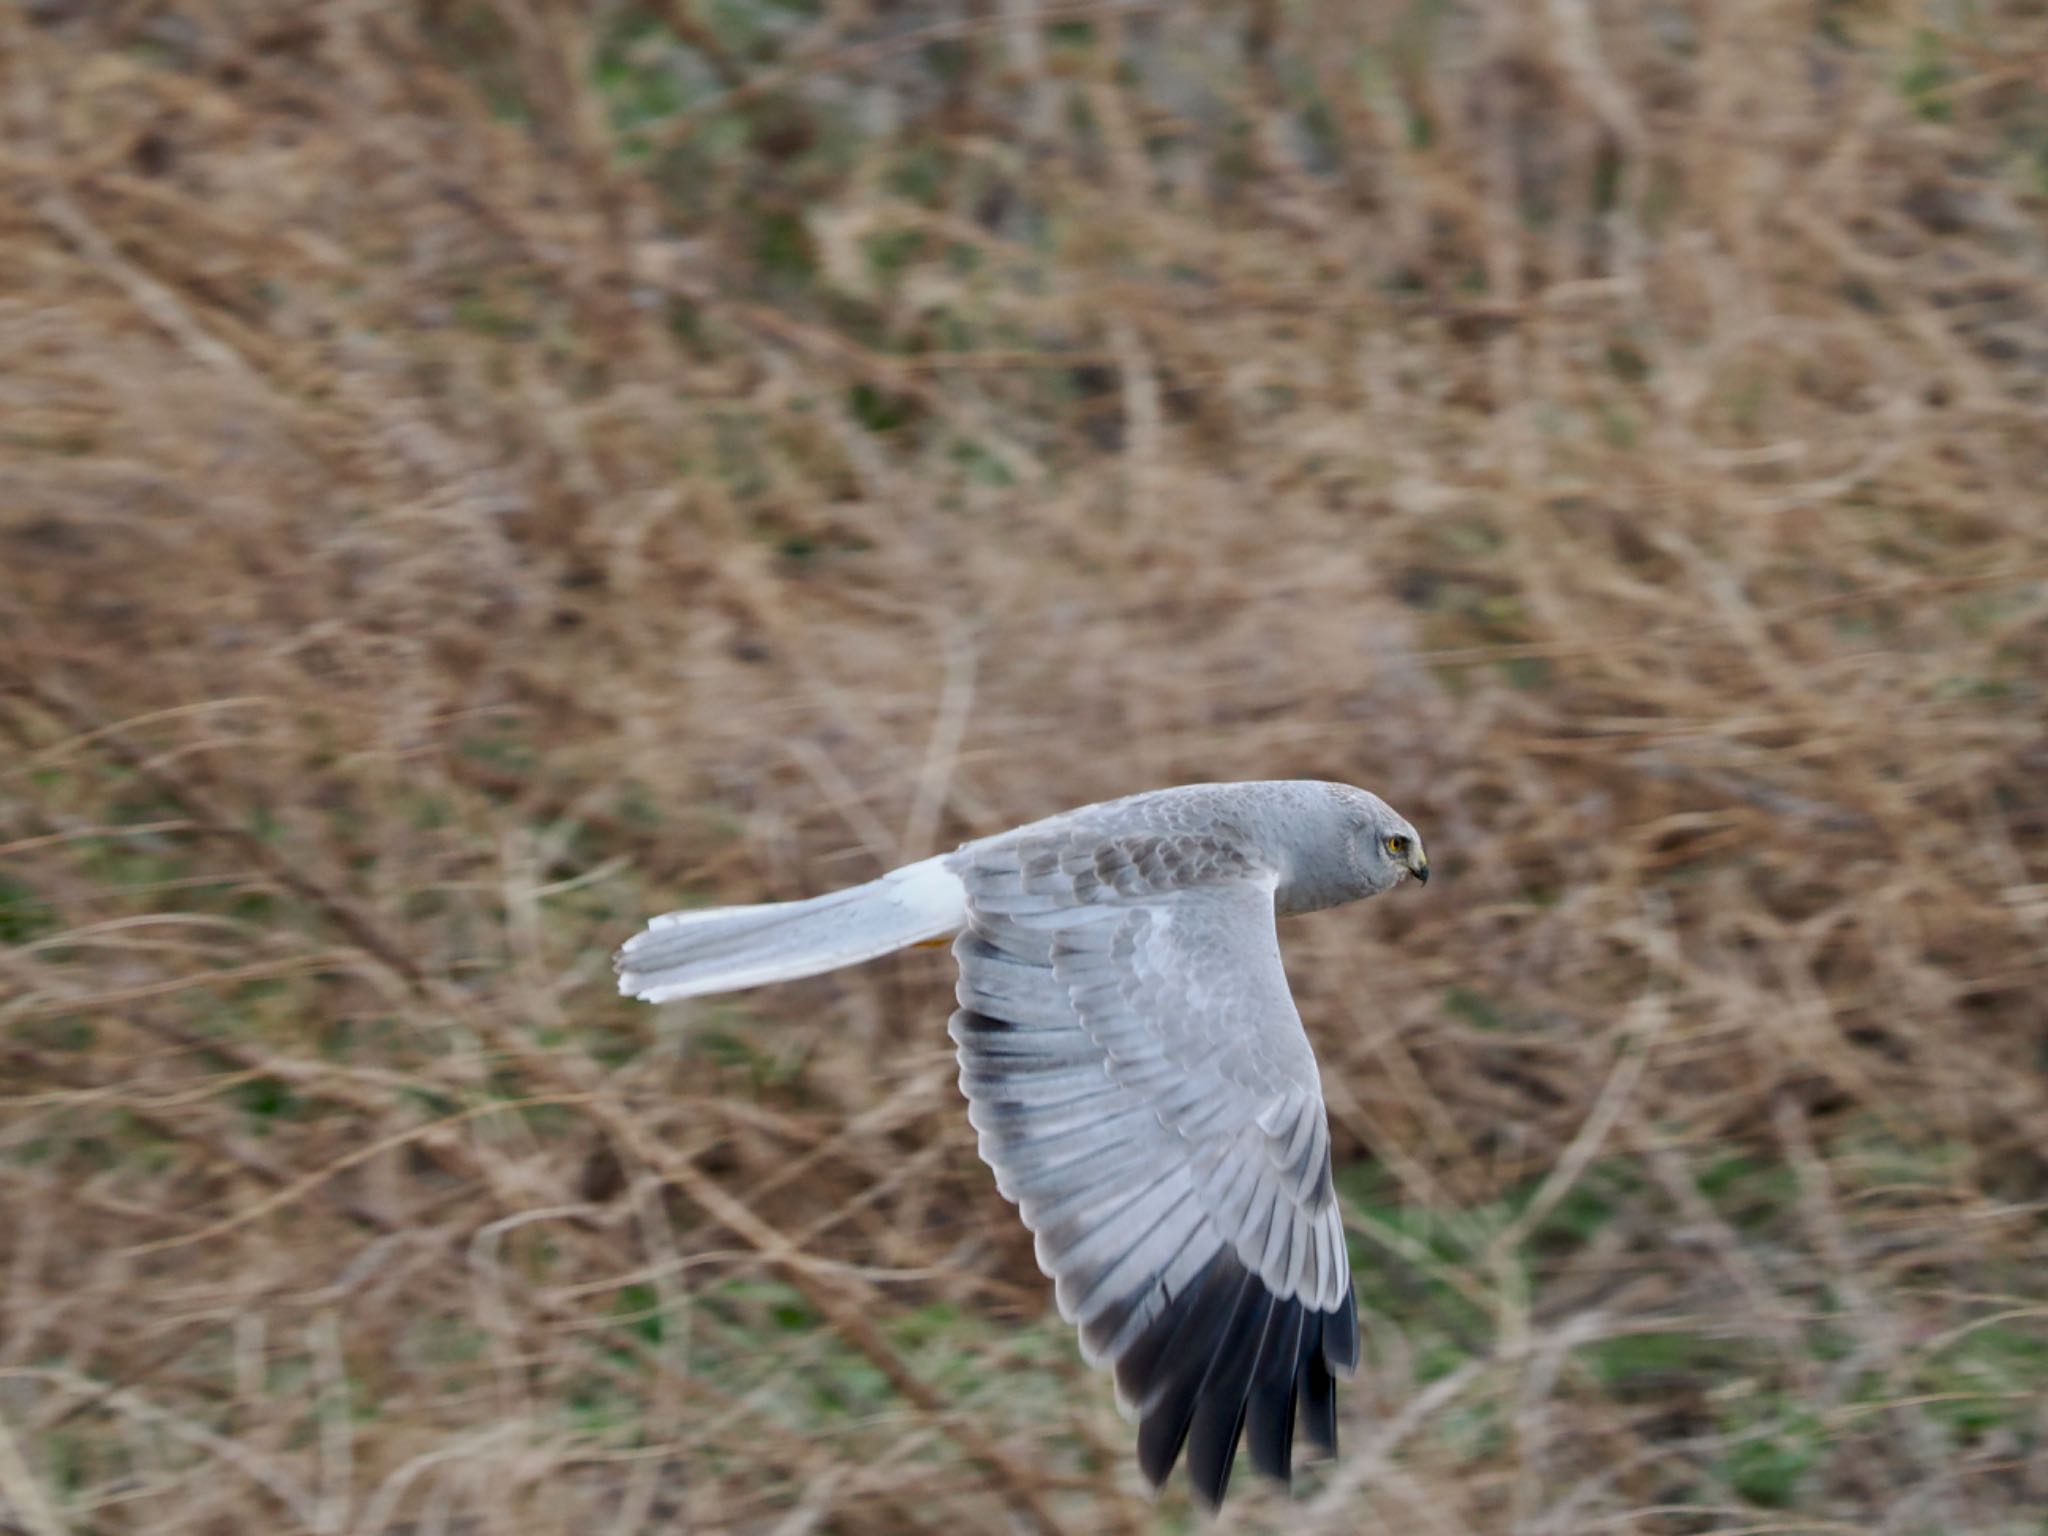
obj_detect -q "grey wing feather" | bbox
[947,820,1356,1506]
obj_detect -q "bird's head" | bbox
[1271,782,1430,913]
[1342,791,1428,895]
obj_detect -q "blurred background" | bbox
[3,1,2047,1532]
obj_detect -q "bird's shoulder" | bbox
[953,787,1282,903]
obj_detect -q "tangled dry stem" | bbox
[2,2,2046,1532]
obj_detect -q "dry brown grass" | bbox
[3,2,2048,1532]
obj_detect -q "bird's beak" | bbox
[1408,849,1429,884]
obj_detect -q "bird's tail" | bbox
[615,855,967,1003]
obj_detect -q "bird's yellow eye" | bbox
[1384,835,1408,856]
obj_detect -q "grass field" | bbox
[4,2,2048,1532]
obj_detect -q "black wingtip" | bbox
[1116,1250,1359,1509]
[1324,1278,1361,1374]
[1300,1350,1338,1457]
[1129,1253,1246,1490]
[1244,1300,1306,1482]
[1183,1286,1272,1508]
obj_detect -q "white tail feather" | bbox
[615,855,966,1003]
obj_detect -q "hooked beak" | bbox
[1407,849,1430,885]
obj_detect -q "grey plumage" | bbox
[615,779,1428,1509]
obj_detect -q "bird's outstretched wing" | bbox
[948,827,1358,1508]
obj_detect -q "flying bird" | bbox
[616,780,1429,1509]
